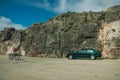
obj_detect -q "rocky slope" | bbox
[0,5,120,58]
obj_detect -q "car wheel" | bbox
[90,55,96,60]
[68,55,73,59]
[9,54,14,60]
[15,54,20,60]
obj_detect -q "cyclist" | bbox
[13,47,18,55]
[9,47,20,60]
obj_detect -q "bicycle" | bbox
[9,53,20,60]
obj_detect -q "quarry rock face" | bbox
[98,20,120,58]
[0,5,120,58]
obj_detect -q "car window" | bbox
[80,49,94,52]
[87,50,93,52]
[81,49,85,51]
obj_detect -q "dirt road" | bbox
[0,55,120,80]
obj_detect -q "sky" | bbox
[0,0,120,30]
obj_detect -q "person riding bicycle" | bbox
[9,47,20,60]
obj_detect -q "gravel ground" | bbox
[0,55,120,80]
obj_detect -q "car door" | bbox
[73,51,80,58]
[83,50,91,57]
[77,49,86,57]
[79,49,89,57]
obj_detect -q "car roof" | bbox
[81,48,94,50]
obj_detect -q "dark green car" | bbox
[66,48,101,60]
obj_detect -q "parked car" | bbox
[66,48,101,60]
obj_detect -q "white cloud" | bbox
[0,16,26,31]
[20,0,51,10]
[22,0,120,13]
[54,0,120,13]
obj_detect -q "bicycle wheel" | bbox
[15,54,20,60]
[9,54,14,60]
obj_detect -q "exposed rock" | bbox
[98,20,120,58]
[0,28,25,55]
[1,27,15,42]
[0,5,120,58]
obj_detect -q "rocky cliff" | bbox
[0,5,120,58]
